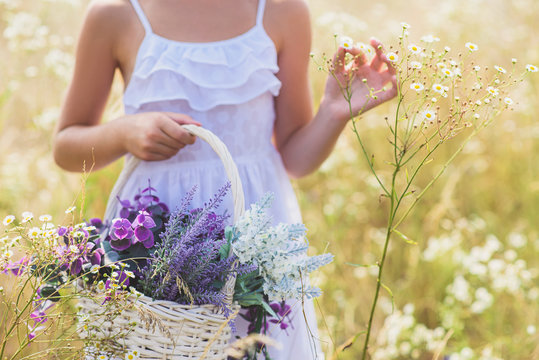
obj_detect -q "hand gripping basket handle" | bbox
[103,124,245,303]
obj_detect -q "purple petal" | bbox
[70,258,83,275]
[119,207,130,219]
[57,227,68,236]
[142,216,156,229]
[134,226,151,242]
[90,218,103,227]
[30,310,48,325]
[90,249,103,265]
[141,232,154,249]
[110,237,132,251]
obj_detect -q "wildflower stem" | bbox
[393,127,480,230]
[361,167,399,360]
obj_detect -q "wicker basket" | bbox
[78,124,245,359]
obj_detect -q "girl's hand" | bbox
[321,38,398,122]
[120,112,201,161]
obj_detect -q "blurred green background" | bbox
[0,0,538,358]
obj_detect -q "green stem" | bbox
[361,167,399,359]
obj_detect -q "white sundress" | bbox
[118,0,325,358]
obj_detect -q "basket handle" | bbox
[104,124,246,223]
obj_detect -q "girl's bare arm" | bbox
[53,0,198,172]
[270,0,397,178]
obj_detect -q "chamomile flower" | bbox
[339,36,353,49]
[512,58,517,64]
[28,227,41,238]
[444,46,451,52]
[436,62,447,69]
[475,100,482,106]
[125,351,139,360]
[526,64,538,72]
[408,44,422,54]
[124,270,135,278]
[442,68,454,77]
[410,83,424,92]
[432,83,446,94]
[356,42,373,55]
[431,97,438,103]
[69,245,80,254]
[2,249,14,260]
[422,110,436,122]
[494,65,506,74]
[65,206,76,214]
[504,97,514,105]
[474,113,480,119]
[96,280,106,292]
[39,214,52,222]
[473,66,481,71]
[420,34,440,43]
[90,265,100,274]
[21,211,33,223]
[486,86,499,96]
[465,42,478,52]
[386,52,398,62]
[410,61,422,69]
[401,22,411,29]
[2,215,15,226]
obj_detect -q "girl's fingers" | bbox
[332,46,347,74]
[160,118,197,146]
[346,47,368,69]
[164,112,201,126]
[369,38,386,71]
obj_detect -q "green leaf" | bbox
[381,283,395,314]
[391,228,417,245]
[261,301,278,318]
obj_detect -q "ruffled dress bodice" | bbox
[117,1,323,358]
[119,0,304,225]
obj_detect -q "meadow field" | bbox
[0,0,538,358]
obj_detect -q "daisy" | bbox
[432,83,446,94]
[504,97,514,105]
[465,42,478,52]
[442,68,454,77]
[2,215,15,226]
[339,36,353,50]
[422,110,436,121]
[39,214,52,222]
[410,83,424,92]
[420,34,440,43]
[494,65,506,74]
[386,52,399,62]
[486,86,499,96]
[356,42,374,55]
[21,211,33,223]
[526,64,538,72]
[410,61,422,69]
[408,44,422,54]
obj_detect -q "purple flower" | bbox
[269,302,292,331]
[70,257,83,275]
[132,211,156,248]
[57,226,68,237]
[89,248,104,266]
[30,310,48,325]
[4,257,29,276]
[109,218,134,251]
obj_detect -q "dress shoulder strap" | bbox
[130,0,153,34]
[256,0,266,25]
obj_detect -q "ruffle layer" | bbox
[124,27,281,112]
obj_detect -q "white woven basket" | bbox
[78,125,244,359]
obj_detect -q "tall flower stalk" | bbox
[319,24,537,359]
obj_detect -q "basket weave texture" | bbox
[80,125,245,359]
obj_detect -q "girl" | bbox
[53,0,397,358]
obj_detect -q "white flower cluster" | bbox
[230,194,333,302]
